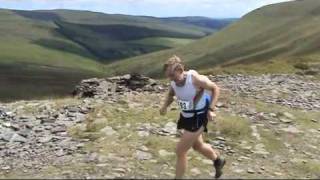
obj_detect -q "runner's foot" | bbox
[213,156,226,178]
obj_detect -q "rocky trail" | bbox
[0,73,319,178]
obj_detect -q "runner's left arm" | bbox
[192,73,220,112]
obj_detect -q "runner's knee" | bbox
[192,141,203,152]
[176,144,189,157]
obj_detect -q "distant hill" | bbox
[12,9,235,61]
[162,16,238,30]
[104,0,320,77]
[0,8,234,101]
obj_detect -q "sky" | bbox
[0,0,294,18]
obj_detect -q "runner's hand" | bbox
[207,111,217,123]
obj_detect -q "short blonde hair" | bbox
[163,55,185,72]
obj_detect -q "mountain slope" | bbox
[54,20,202,61]
[104,0,320,77]
[0,8,235,101]
[162,16,238,30]
[0,9,106,101]
[12,9,236,61]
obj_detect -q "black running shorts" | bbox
[177,111,208,133]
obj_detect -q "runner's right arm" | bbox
[160,86,175,115]
[164,86,175,108]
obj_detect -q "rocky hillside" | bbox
[0,73,319,178]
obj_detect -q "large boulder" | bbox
[72,73,165,98]
[0,108,6,119]
[72,78,117,98]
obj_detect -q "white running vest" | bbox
[170,69,212,118]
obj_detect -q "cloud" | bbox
[0,0,294,17]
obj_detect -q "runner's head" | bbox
[163,55,185,82]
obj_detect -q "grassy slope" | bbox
[0,10,102,71]
[0,8,236,68]
[104,0,320,78]
[14,9,236,61]
[0,9,234,101]
[49,9,216,36]
[130,37,196,48]
[0,9,106,101]
[162,16,238,30]
[54,21,201,62]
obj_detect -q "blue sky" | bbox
[0,0,293,18]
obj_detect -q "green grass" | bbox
[211,112,252,140]
[0,61,104,102]
[66,100,180,178]
[0,9,107,101]
[291,160,320,177]
[66,99,241,178]
[0,40,104,72]
[104,0,320,78]
[48,9,220,36]
[200,55,320,77]
[0,8,235,101]
[55,21,185,62]
[199,58,297,75]
[130,37,195,48]
[8,9,231,63]
[259,128,285,152]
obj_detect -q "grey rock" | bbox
[233,168,244,173]
[136,150,152,160]
[73,73,165,99]
[216,136,226,141]
[280,118,293,123]
[190,168,201,176]
[280,126,302,134]
[311,119,318,123]
[139,145,149,152]
[137,131,150,137]
[1,130,27,143]
[282,112,295,119]
[216,102,225,108]
[100,126,118,136]
[17,129,31,138]
[66,106,79,113]
[56,149,66,157]
[1,166,11,170]
[36,115,49,120]
[38,136,53,143]
[162,122,177,135]
[51,126,66,134]
[158,149,174,157]
[247,168,255,174]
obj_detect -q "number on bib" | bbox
[177,100,193,111]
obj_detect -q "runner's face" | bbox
[165,67,183,82]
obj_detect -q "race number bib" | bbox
[177,100,193,111]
